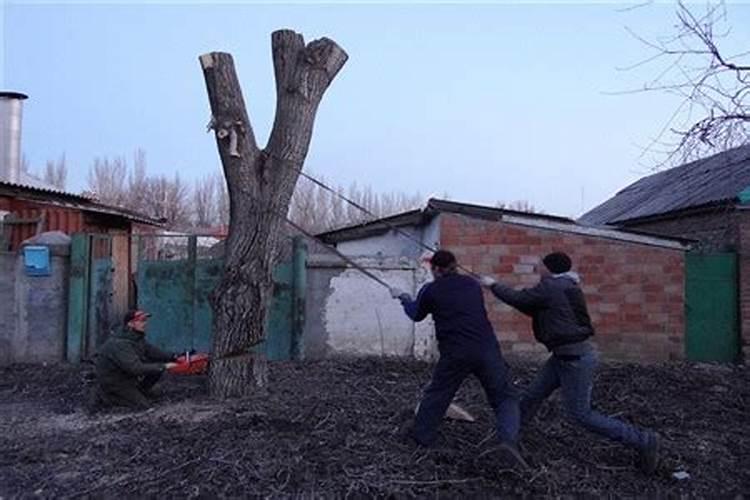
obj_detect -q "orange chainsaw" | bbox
[168,351,210,375]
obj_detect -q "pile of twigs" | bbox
[1,356,747,497]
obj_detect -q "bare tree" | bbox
[43,154,67,190]
[288,172,424,234]
[88,157,129,206]
[624,1,749,164]
[144,173,190,229]
[496,199,543,214]
[193,174,217,228]
[126,149,150,214]
[200,31,347,398]
[214,172,230,227]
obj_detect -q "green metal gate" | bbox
[685,252,739,362]
[67,233,306,362]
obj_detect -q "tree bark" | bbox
[200,31,347,399]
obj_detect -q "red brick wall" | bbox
[440,214,685,362]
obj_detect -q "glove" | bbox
[390,287,409,300]
[480,276,497,287]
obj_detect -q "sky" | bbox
[2,0,749,218]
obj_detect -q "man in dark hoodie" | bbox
[92,309,178,411]
[481,252,660,473]
[391,250,526,468]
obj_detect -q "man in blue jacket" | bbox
[391,250,526,467]
[481,251,660,473]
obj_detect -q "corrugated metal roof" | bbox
[1,174,93,201]
[0,179,163,226]
[579,145,750,225]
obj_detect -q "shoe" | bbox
[639,432,660,474]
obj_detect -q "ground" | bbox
[1,357,748,498]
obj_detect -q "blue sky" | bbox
[3,1,749,217]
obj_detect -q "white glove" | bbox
[390,287,407,299]
[480,276,497,287]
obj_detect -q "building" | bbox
[580,145,750,360]
[0,91,161,365]
[304,198,688,363]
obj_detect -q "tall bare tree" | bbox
[288,172,424,234]
[193,174,217,228]
[144,173,190,229]
[214,172,230,227]
[127,149,150,214]
[200,30,347,398]
[625,1,749,164]
[88,157,129,206]
[43,154,67,189]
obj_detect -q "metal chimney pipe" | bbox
[0,91,29,184]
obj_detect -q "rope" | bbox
[287,163,480,278]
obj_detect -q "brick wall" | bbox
[627,208,747,361]
[440,214,685,362]
[624,207,738,252]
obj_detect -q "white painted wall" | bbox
[324,263,415,357]
[307,217,442,360]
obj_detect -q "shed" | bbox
[580,145,750,361]
[304,198,689,363]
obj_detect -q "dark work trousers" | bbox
[95,372,163,411]
[411,347,520,446]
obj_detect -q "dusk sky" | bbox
[3,1,749,217]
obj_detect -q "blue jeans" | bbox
[521,351,649,450]
[412,348,520,446]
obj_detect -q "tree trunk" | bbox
[200,31,347,399]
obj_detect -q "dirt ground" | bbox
[1,356,748,498]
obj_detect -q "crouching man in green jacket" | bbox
[91,309,178,411]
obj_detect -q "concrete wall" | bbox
[0,253,17,364]
[440,214,686,362]
[304,255,439,360]
[303,219,441,360]
[0,249,69,365]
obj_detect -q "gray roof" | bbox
[317,198,575,243]
[316,197,687,249]
[579,145,750,225]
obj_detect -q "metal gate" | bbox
[66,233,306,362]
[685,252,739,362]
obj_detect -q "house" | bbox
[0,180,164,250]
[580,145,750,361]
[0,91,162,249]
[303,198,689,363]
[0,90,162,364]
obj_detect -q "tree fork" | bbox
[200,31,347,399]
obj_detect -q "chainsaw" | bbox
[168,351,210,375]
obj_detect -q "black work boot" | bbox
[639,432,660,474]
